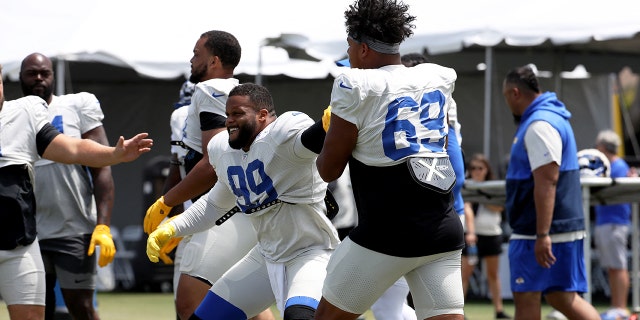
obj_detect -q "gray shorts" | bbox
[594,224,629,270]
[0,242,46,305]
[39,235,96,290]
[322,237,464,319]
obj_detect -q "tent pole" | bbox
[482,46,493,158]
[56,58,65,95]
[256,45,263,86]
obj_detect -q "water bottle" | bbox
[467,244,478,266]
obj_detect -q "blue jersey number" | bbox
[51,115,64,133]
[227,159,278,212]
[382,91,446,160]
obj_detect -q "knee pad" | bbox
[283,304,316,320]
[191,291,246,320]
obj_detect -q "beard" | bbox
[189,65,206,84]
[228,121,257,150]
[21,82,53,102]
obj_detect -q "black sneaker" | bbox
[496,311,512,319]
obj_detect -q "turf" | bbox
[0,292,621,320]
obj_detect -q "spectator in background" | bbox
[594,129,634,320]
[502,64,599,320]
[461,153,511,319]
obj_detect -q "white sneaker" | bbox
[546,309,568,320]
[600,308,630,320]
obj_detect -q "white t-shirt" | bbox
[474,204,503,236]
[524,120,562,171]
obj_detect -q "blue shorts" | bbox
[509,239,588,294]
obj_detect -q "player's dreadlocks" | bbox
[344,0,416,46]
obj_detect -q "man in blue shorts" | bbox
[502,65,599,320]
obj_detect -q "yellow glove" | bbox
[322,106,332,132]
[143,196,173,234]
[147,222,176,263]
[155,216,182,264]
[88,224,116,267]
[158,237,182,264]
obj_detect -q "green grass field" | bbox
[0,292,618,320]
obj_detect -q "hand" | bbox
[322,106,332,132]
[158,237,182,264]
[88,224,116,267]
[144,196,173,234]
[465,232,477,245]
[147,222,176,263]
[114,133,153,163]
[534,235,556,268]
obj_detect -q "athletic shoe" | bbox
[600,308,631,320]
[546,309,568,320]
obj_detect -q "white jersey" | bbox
[174,111,340,262]
[169,106,189,162]
[448,99,462,145]
[34,93,104,239]
[330,63,456,166]
[0,96,50,172]
[169,106,192,208]
[181,78,239,152]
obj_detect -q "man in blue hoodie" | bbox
[502,65,600,320]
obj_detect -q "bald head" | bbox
[20,53,55,104]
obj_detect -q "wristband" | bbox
[536,233,549,238]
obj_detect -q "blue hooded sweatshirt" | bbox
[505,92,584,236]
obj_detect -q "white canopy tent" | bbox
[3,0,640,79]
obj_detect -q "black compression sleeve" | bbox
[36,123,62,156]
[199,112,226,131]
[300,119,326,154]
